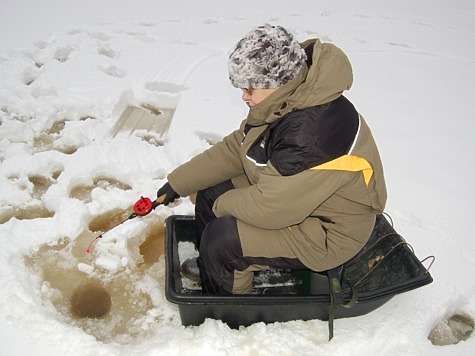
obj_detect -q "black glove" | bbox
[157,182,180,206]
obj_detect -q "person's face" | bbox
[241,88,277,107]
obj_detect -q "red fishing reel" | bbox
[133,196,154,216]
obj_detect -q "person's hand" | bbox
[156,182,180,206]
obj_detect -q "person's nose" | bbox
[241,89,251,102]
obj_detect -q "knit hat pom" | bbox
[228,24,307,89]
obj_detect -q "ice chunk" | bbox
[78,263,94,275]
[95,255,121,272]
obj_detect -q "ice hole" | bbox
[71,282,111,318]
[23,211,166,343]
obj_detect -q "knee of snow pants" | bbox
[197,215,243,294]
[195,180,234,250]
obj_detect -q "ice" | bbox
[77,262,94,275]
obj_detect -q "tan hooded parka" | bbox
[168,39,387,271]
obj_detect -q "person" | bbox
[156,24,387,294]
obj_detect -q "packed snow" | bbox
[1,0,474,355]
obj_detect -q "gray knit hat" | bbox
[228,24,307,89]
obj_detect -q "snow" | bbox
[1,0,474,354]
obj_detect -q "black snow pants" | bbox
[195,180,307,294]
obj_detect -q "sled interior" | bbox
[165,214,433,329]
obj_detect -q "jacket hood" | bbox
[245,39,354,126]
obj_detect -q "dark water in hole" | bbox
[71,282,112,318]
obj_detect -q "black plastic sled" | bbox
[165,214,433,331]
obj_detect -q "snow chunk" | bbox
[95,254,121,272]
[77,262,94,275]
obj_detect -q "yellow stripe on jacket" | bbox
[310,155,373,186]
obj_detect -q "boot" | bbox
[180,257,200,282]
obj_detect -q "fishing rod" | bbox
[85,196,162,253]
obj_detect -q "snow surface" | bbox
[1,0,474,355]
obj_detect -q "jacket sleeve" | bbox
[167,125,245,197]
[212,162,350,229]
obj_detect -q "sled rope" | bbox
[421,255,436,272]
[327,236,414,340]
[352,241,411,288]
[382,211,394,227]
[327,268,358,341]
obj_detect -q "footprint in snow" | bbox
[428,313,474,346]
[54,45,73,62]
[97,44,119,59]
[69,176,131,203]
[98,63,126,78]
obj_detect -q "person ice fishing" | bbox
[156,24,387,294]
